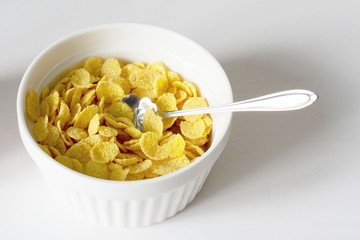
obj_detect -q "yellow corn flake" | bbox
[101,58,121,77]
[90,75,101,84]
[144,170,160,179]
[123,141,141,151]
[116,116,135,127]
[131,88,156,102]
[107,101,134,120]
[81,134,104,147]
[133,62,145,68]
[167,155,190,169]
[156,93,177,130]
[184,81,198,97]
[132,150,149,160]
[56,121,73,146]
[55,155,73,168]
[63,88,75,106]
[74,105,99,129]
[174,90,187,104]
[38,144,52,157]
[33,116,49,142]
[184,135,209,147]
[70,88,82,111]
[166,71,180,83]
[98,126,118,138]
[151,155,190,176]
[107,162,122,171]
[25,90,40,122]
[126,159,152,174]
[60,132,73,147]
[142,108,163,139]
[172,81,192,96]
[185,140,205,153]
[41,124,60,147]
[88,113,100,136]
[103,113,129,129]
[109,76,131,95]
[124,127,142,138]
[59,76,71,85]
[72,158,83,173]
[48,114,56,125]
[124,139,140,146]
[161,134,186,158]
[84,57,103,77]
[114,139,127,153]
[126,172,145,181]
[66,127,88,140]
[140,132,185,160]
[139,132,163,160]
[66,141,92,165]
[39,100,49,117]
[185,150,198,161]
[118,152,142,160]
[85,160,108,179]
[56,155,83,173]
[71,68,91,88]
[146,61,166,76]
[96,77,124,103]
[114,157,141,167]
[55,101,70,129]
[167,86,177,95]
[40,86,50,101]
[109,167,129,181]
[54,84,66,96]
[159,131,173,143]
[120,63,142,80]
[80,89,96,108]
[180,119,206,139]
[49,146,61,157]
[43,90,59,117]
[153,76,169,98]
[181,97,208,122]
[129,69,161,89]
[69,103,82,125]
[90,142,119,164]
[98,96,105,113]
[54,138,67,155]
[202,115,213,128]
[203,126,212,137]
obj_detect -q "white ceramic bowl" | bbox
[17,23,233,227]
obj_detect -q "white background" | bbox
[1,0,360,239]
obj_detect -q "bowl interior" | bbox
[18,23,233,178]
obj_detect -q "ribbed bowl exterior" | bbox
[49,168,211,227]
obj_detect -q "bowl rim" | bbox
[17,23,233,185]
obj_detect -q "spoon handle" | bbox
[159,89,318,118]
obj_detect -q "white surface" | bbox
[1,0,359,239]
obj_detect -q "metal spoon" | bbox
[121,89,318,131]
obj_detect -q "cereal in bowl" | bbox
[25,57,212,181]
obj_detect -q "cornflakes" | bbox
[74,105,99,129]
[84,57,103,77]
[25,90,40,122]
[181,97,208,122]
[96,77,124,103]
[90,142,119,164]
[25,57,212,181]
[71,69,91,88]
[101,58,121,77]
